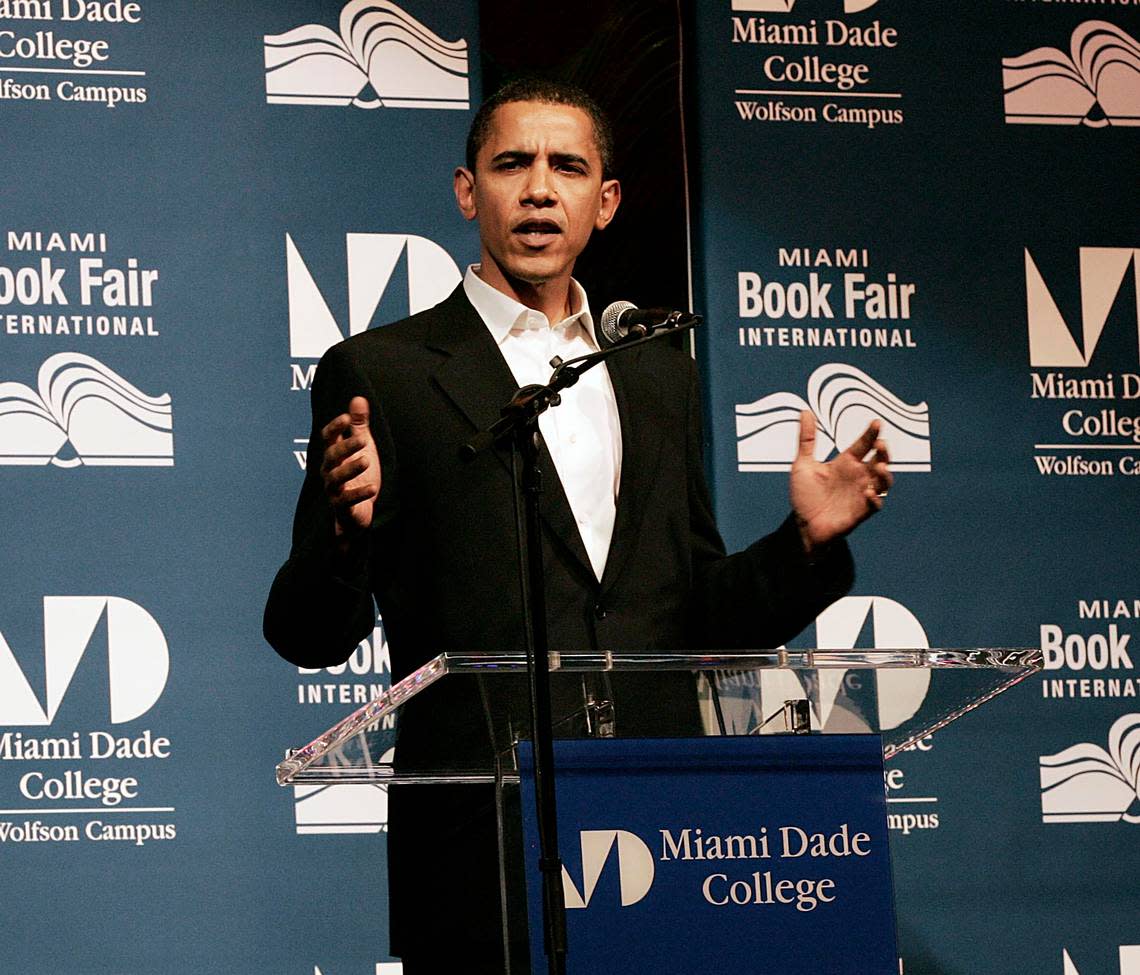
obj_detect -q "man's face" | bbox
[454,100,621,295]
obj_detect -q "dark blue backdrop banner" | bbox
[1,2,478,973]
[3,1,1139,973]
[689,2,1139,973]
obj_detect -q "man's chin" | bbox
[502,258,570,288]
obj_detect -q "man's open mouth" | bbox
[513,219,562,244]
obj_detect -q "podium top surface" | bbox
[276,647,1041,786]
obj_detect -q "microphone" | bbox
[598,301,701,346]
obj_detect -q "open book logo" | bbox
[735,364,930,473]
[264,0,469,110]
[1003,21,1140,127]
[1026,247,1140,368]
[0,353,173,468]
[1040,713,1140,824]
[730,1,879,13]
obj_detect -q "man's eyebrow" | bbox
[549,152,590,169]
[489,149,534,165]
[487,150,591,169]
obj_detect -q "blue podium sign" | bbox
[519,736,898,974]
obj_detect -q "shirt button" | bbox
[569,433,578,444]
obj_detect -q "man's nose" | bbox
[521,164,556,206]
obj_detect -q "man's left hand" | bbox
[790,410,893,552]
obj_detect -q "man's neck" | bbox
[475,262,574,324]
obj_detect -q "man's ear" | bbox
[454,166,477,222]
[594,178,621,231]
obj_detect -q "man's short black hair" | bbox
[465,77,615,179]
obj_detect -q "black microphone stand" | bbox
[461,318,700,975]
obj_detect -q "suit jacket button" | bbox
[594,604,607,620]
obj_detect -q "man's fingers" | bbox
[325,454,370,492]
[317,398,378,535]
[321,397,372,447]
[320,397,379,533]
[796,410,817,461]
[868,438,893,495]
[330,468,380,513]
[846,420,881,460]
[349,396,371,428]
[321,413,353,446]
[337,482,378,508]
[321,435,368,473]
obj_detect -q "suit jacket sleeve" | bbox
[263,341,387,669]
[683,356,854,649]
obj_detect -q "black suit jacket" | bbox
[265,285,853,960]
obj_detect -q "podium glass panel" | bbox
[276,647,1041,786]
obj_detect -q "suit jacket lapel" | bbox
[426,287,595,580]
[426,288,518,444]
[601,346,666,595]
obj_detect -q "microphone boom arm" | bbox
[460,317,701,460]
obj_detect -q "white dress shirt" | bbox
[463,266,622,581]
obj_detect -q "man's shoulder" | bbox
[629,336,699,383]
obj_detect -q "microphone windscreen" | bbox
[599,300,637,346]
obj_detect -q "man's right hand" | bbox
[320,395,380,537]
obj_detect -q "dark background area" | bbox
[479,0,692,318]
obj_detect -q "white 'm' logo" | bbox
[1026,247,1140,367]
[563,829,655,909]
[731,1,879,12]
[1064,946,1140,975]
[287,233,461,359]
[294,784,390,834]
[0,353,173,467]
[712,596,930,735]
[1040,713,1140,824]
[294,747,393,834]
[735,364,931,473]
[782,596,929,732]
[813,596,931,730]
[0,597,169,725]
[1003,22,1140,127]
[264,0,469,110]
[314,965,403,975]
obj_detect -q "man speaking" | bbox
[265,77,891,974]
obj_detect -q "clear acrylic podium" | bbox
[276,648,1041,970]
